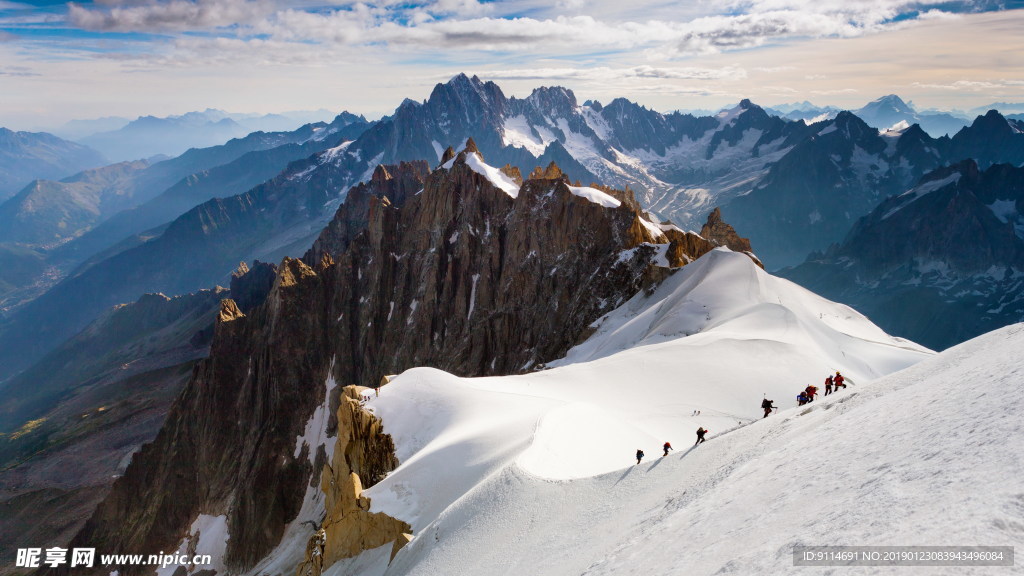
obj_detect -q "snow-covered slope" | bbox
[301,249,1012,575]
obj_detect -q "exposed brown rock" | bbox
[216,299,244,324]
[624,213,663,248]
[528,161,567,181]
[499,163,523,186]
[700,207,753,254]
[661,228,711,268]
[295,388,410,576]
[440,146,455,165]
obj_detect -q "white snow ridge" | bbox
[299,250,1022,575]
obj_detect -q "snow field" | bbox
[378,322,1024,576]
[346,249,955,575]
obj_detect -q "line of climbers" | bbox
[797,371,846,405]
[635,427,709,464]
[639,372,849,464]
[762,371,848,415]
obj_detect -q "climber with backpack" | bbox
[797,391,808,406]
[663,441,673,456]
[824,375,834,396]
[805,384,818,402]
[636,449,645,465]
[834,371,847,390]
[761,397,775,418]
[695,427,708,445]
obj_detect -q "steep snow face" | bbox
[554,248,927,367]
[351,250,937,575]
[639,129,793,225]
[567,185,621,208]
[463,152,520,198]
[356,290,1023,576]
[501,115,556,156]
[882,172,962,219]
[293,371,338,463]
[156,515,231,576]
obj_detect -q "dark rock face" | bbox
[700,207,754,255]
[596,98,718,157]
[725,111,948,268]
[948,110,1024,169]
[306,161,431,264]
[781,160,1024,350]
[62,152,728,576]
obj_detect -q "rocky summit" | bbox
[58,144,756,576]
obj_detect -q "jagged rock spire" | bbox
[441,146,455,165]
[528,161,566,181]
[700,207,754,255]
[372,164,393,184]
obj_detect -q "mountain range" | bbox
[0,128,106,202]
[1,74,1023,576]
[4,75,1024,385]
[0,112,370,317]
[782,159,1024,350]
[75,109,339,162]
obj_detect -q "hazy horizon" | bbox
[2,0,1023,132]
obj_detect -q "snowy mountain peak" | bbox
[862,94,915,115]
[885,119,911,133]
[716,102,749,124]
[397,98,422,110]
[525,85,579,117]
[430,73,506,110]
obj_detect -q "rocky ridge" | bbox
[59,146,756,576]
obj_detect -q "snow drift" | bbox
[297,249,1024,576]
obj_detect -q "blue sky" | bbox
[1,0,1023,130]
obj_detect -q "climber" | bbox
[834,371,847,390]
[824,375,834,396]
[663,441,673,456]
[761,398,775,418]
[636,449,645,465]
[695,427,707,445]
[805,384,818,402]
[797,391,808,406]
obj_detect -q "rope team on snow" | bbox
[635,372,848,464]
[798,371,846,406]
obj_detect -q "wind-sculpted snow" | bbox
[352,249,935,575]
[350,260,1022,575]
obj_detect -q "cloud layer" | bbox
[59,0,995,58]
[1,0,1021,130]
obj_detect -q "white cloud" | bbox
[476,65,748,82]
[913,79,1014,91]
[0,64,38,76]
[810,88,859,95]
[63,0,967,58]
[68,0,276,31]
